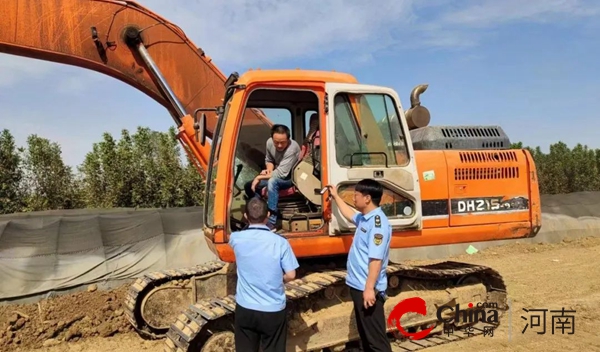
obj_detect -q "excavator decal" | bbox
[0,0,542,351]
[452,196,530,214]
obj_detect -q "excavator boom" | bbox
[0,0,269,177]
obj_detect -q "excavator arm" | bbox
[0,0,269,177]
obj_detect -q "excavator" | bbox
[1,1,542,351]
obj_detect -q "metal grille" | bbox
[454,167,520,180]
[459,151,518,163]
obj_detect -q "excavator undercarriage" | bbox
[123,257,507,351]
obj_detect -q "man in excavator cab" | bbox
[244,124,301,231]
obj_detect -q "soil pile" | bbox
[0,285,132,351]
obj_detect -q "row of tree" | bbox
[511,142,600,195]
[1,127,599,215]
[0,127,204,215]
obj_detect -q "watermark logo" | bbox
[387,296,578,340]
[386,297,434,340]
[521,307,575,335]
[437,302,499,325]
[387,297,499,340]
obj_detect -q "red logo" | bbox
[387,297,435,340]
[388,297,500,340]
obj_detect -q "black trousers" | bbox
[350,287,392,352]
[234,304,287,352]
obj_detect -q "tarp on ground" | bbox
[1,192,600,300]
[0,207,218,300]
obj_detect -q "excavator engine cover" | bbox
[410,125,511,150]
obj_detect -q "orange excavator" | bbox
[1,1,542,351]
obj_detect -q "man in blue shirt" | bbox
[327,179,392,352]
[229,197,299,352]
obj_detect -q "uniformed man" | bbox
[228,197,299,352]
[326,179,392,352]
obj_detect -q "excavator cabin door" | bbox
[324,83,422,235]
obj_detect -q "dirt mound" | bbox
[0,284,133,351]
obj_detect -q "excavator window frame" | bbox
[333,91,410,168]
[224,85,324,236]
[203,94,235,229]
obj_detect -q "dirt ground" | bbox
[2,236,600,352]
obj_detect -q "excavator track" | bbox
[163,261,508,352]
[123,260,228,339]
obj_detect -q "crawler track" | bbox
[123,261,228,339]
[163,261,508,352]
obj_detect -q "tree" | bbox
[0,129,24,214]
[7,127,600,214]
[19,134,83,211]
[565,143,600,192]
[179,149,205,207]
[77,126,205,209]
[78,130,140,208]
[512,140,600,194]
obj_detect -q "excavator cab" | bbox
[215,83,326,233]
[201,73,423,246]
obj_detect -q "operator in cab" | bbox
[228,197,299,352]
[326,179,392,352]
[244,124,301,231]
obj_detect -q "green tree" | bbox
[20,134,83,211]
[130,126,163,207]
[512,140,600,194]
[0,129,24,214]
[78,126,205,209]
[78,142,107,208]
[78,130,140,208]
[180,150,205,206]
[565,143,600,192]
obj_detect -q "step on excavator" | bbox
[1,1,542,351]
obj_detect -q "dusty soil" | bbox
[0,285,134,351]
[2,236,600,352]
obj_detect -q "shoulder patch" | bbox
[373,233,383,246]
[374,215,381,228]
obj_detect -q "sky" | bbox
[1,0,599,168]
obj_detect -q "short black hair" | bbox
[355,179,383,206]
[271,124,290,139]
[244,197,269,223]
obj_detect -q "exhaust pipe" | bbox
[405,84,431,130]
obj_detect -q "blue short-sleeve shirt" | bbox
[229,224,299,312]
[346,207,391,292]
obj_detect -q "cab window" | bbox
[333,92,409,167]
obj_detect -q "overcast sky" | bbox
[1,0,599,167]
